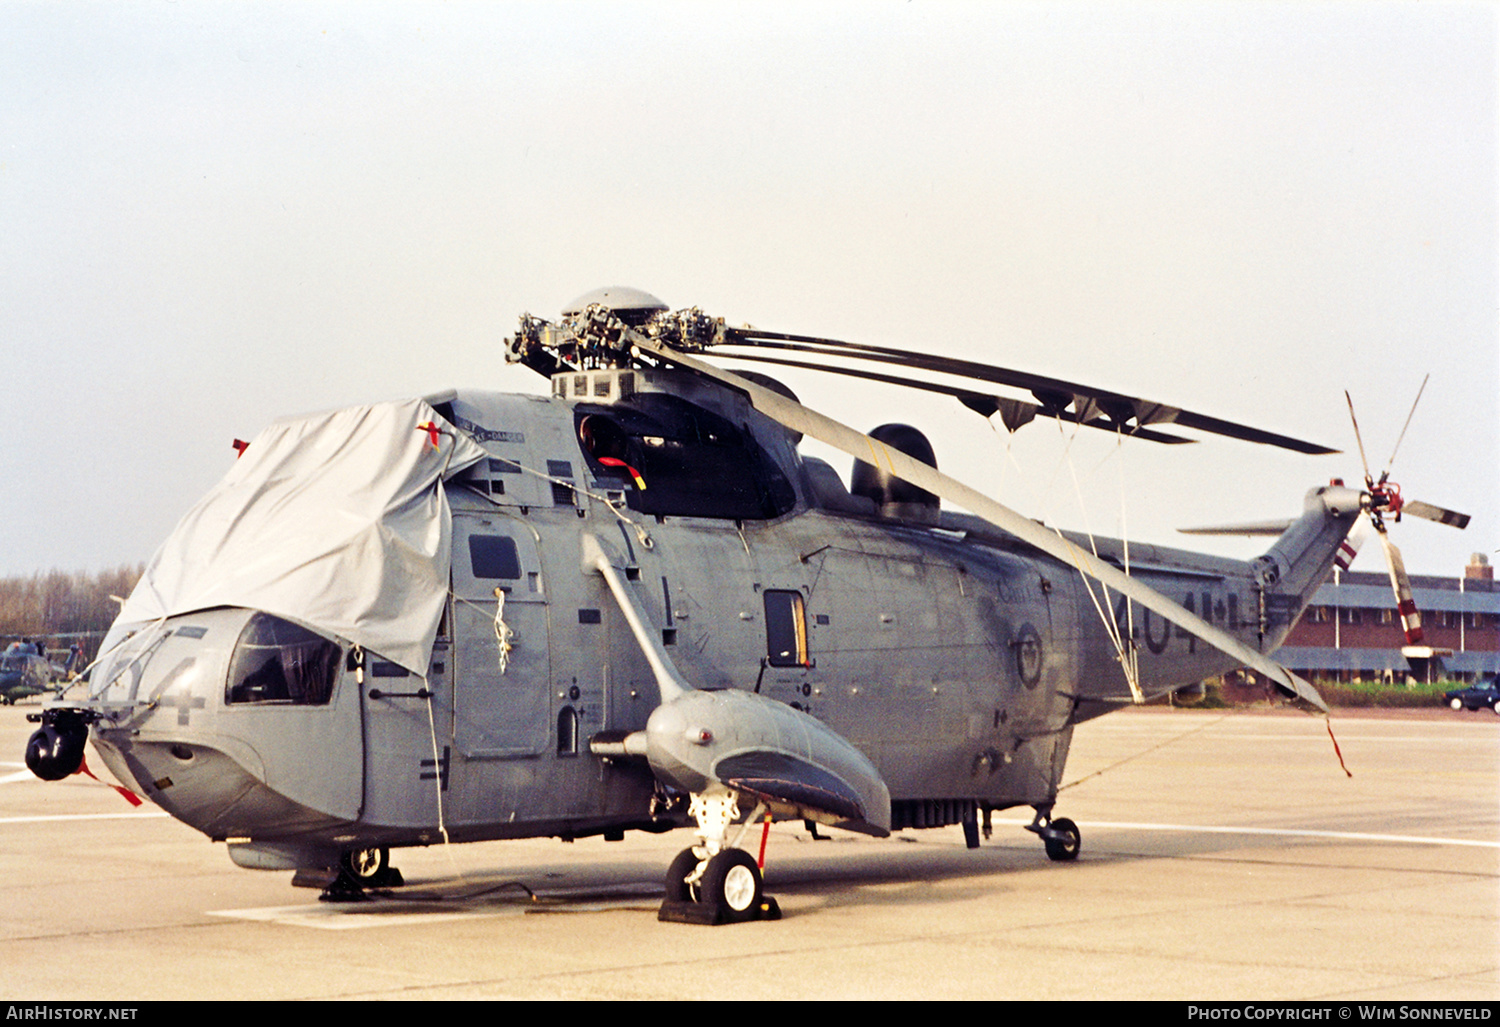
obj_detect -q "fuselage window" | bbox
[226,613,340,706]
[556,706,579,756]
[764,590,810,668]
[470,535,521,580]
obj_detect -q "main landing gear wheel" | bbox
[1043,817,1081,862]
[659,846,780,925]
[664,847,700,903]
[658,786,780,925]
[701,850,763,923]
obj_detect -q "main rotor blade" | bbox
[1402,500,1470,530]
[631,330,1328,713]
[718,329,1338,455]
[721,351,1196,444]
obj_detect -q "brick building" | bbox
[1275,554,1498,683]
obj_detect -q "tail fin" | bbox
[1250,484,1365,646]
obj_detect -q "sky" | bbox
[2,0,1495,581]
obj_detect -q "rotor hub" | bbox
[560,287,669,326]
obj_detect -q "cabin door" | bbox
[451,514,551,758]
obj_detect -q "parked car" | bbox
[1444,677,1500,713]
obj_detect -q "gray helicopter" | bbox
[2,640,83,705]
[25,288,1467,923]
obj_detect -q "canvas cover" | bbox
[110,399,487,676]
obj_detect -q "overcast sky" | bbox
[2,1,1495,581]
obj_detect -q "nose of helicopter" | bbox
[79,607,362,840]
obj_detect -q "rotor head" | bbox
[560,287,669,326]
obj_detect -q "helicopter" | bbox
[2,640,83,705]
[23,287,1469,924]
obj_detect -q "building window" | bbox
[1339,607,1361,626]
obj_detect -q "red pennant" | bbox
[1325,719,1352,778]
[77,753,144,807]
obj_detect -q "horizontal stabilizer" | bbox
[1178,520,1294,537]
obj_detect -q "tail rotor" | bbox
[1343,378,1469,650]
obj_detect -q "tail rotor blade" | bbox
[1344,391,1375,487]
[1374,528,1424,646]
[1402,499,1470,530]
[1385,373,1429,473]
[1334,518,1368,571]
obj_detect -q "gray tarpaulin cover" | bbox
[110,399,487,675]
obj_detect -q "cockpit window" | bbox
[574,395,795,520]
[226,613,341,706]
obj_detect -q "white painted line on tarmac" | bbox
[995,818,1500,848]
[207,904,517,930]
[208,894,655,929]
[0,812,169,823]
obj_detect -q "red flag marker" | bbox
[598,456,647,490]
[77,753,144,807]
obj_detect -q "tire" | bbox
[700,849,763,922]
[1450,698,1464,710]
[664,847,702,903]
[340,847,389,882]
[1044,817,1081,862]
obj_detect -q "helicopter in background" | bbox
[24,288,1467,923]
[2,639,83,705]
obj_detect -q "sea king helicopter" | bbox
[25,287,1468,923]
